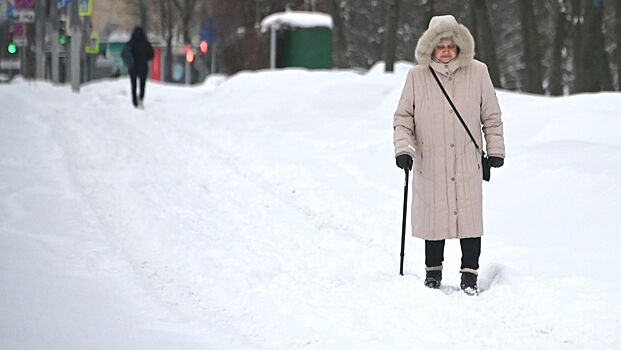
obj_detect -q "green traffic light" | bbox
[59,35,67,45]
[7,42,17,54]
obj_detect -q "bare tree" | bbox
[569,0,583,92]
[599,3,613,91]
[549,0,568,95]
[159,0,175,82]
[617,0,621,90]
[575,0,612,92]
[328,0,348,68]
[172,0,199,44]
[383,0,401,72]
[421,0,435,30]
[137,0,616,95]
[342,0,387,67]
[470,0,501,87]
[519,0,544,93]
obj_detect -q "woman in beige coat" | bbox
[392,15,505,295]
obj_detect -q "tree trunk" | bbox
[519,0,543,94]
[422,0,435,30]
[600,32,614,90]
[183,0,192,44]
[598,2,613,91]
[172,0,197,44]
[471,0,501,88]
[575,0,594,92]
[469,2,479,53]
[383,0,401,72]
[549,0,568,96]
[569,0,582,93]
[159,0,174,82]
[328,0,348,68]
[576,0,608,92]
[617,0,621,90]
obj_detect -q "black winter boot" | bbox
[460,269,479,296]
[424,267,442,289]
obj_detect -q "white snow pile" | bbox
[261,11,333,32]
[1,64,620,349]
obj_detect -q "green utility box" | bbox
[103,42,127,75]
[262,11,333,70]
[278,27,332,69]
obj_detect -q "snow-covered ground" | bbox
[1,64,620,349]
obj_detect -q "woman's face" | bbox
[434,40,458,64]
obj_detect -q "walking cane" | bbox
[400,167,409,275]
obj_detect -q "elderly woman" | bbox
[392,15,505,295]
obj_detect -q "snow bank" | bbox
[1,68,620,349]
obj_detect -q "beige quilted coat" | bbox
[393,15,505,240]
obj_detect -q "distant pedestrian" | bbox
[122,27,154,108]
[392,15,505,295]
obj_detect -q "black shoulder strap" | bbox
[429,67,482,153]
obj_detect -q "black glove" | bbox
[396,154,413,171]
[488,156,504,168]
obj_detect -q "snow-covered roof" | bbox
[106,31,131,43]
[260,11,333,32]
[104,31,166,46]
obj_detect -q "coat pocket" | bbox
[464,140,482,177]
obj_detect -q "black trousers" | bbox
[129,69,147,107]
[425,237,481,270]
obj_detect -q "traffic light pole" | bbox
[70,0,81,92]
[185,59,191,85]
[20,25,28,78]
[211,44,216,74]
[49,0,60,84]
[270,27,276,69]
[35,0,46,80]
[82,16,92,83]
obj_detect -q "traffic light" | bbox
[199,40,209,54]
[7,42,17,54]
[58,20,69,45]
[185,48,195,63]
[7,30,17,54]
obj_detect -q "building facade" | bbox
[91,0,140,40]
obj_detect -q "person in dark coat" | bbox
[122,27,154,108]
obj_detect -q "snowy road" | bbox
[2,66,621,349]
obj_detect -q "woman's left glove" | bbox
[488,156,504,168]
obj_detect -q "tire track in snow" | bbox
[39,81,621,350]
[47,94,396,347]
[156,110,399,257]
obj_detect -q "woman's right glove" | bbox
[488,156,504,168]
[396,154,413,171]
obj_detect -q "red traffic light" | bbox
[199,40,209,54]
[185,48,195,63]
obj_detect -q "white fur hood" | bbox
[414,15,475,68]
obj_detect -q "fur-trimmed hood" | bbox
[415,15,475,68]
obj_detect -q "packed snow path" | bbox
[2,65,620,349]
